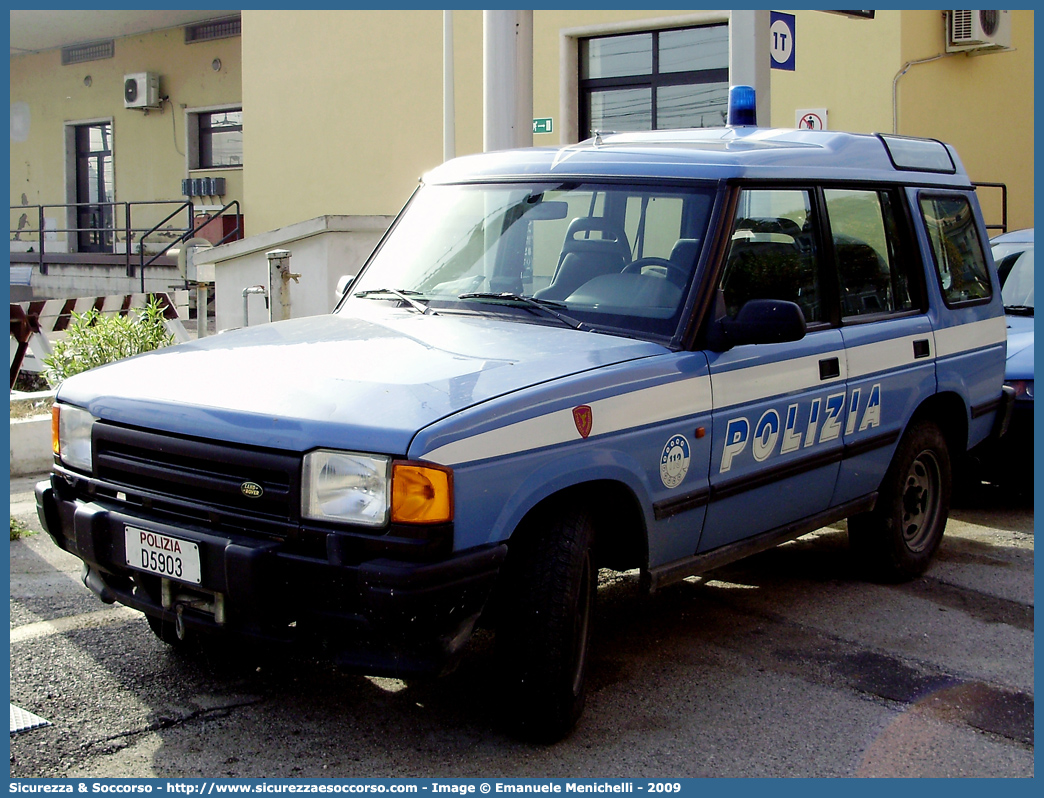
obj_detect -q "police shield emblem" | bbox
[572,405,593,439]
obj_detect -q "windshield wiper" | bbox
[1004,304,1034,316]
[355,288,436,315]
[457,292,589,331]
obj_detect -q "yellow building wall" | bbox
[770,9,1033,231]
[241,10,447,233]
[769,11,902,133]
[241,10,715,233]
[241,9,1032,237]
[449,10,484,161]
[896,10,1034,231]
[10,26,243,245]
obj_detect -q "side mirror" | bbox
[706,299,806,351]
[336,275,355,296]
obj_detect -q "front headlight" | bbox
[302,450,391,527]
[52,404,95,473]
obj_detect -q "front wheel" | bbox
[495,505,596,742]
[849,421,951,581]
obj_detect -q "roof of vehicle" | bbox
[425,127,974,188]
[991,228,1034,244]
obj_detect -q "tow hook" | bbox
[160,578,227,631]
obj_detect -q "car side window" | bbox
[920,194,992,305]
[825,188,915,318]
[718,188,823,324]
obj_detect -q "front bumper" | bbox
[36,475,506,676]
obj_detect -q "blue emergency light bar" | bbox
[727,85,757,127]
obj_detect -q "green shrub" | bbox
[44,297,175,384]
[10,517,33,541]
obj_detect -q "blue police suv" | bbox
[38,90,1012,741]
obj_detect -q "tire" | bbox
[495,505,596,743]
[849,420,951,581]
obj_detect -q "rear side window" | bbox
[919,195,992,305]
[825,189,915,318]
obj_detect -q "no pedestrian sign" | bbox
[796,108,828,130]
[770,11,796,71]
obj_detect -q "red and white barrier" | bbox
[10,291,190,384]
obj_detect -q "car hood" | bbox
[57,309,667,454]
[1005,314,1034,381]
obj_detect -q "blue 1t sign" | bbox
[770,12,796,71]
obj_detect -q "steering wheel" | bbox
[622,257,690,286]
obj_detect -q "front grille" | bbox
[93,423,300,525]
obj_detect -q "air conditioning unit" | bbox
[123,72,160,109]
[947,10,1012,52]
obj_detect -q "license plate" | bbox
[124,526,201,584]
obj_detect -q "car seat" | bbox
[534,216,632,301]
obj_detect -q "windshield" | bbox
[344,182,715,338]
[998,248,1033,312]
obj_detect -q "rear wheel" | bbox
[849,420,951,581]
[495,505,596,742]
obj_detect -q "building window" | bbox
[72,122,115,253]
[196,110,243,168]
[579,24,729,138]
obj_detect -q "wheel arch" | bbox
[481,477,648,630]
[521,480,649,573]
[908,390,969,456]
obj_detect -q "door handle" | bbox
[819,357,840,380]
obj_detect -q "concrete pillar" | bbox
[729,10,772,126]
[267,249,298,322]
[444,10,456,162]
[483,10,534,152]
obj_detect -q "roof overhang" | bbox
[10,10,239,56]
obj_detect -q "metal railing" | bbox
[972,181,1008,236]
[137,200,241,292]
[10,200,194,275]
[10,200,243,289]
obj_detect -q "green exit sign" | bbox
[533,117,553,134]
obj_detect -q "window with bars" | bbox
[579,24,729,139]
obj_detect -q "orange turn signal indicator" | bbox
[51,405,60,455]
[391,462,453,524]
